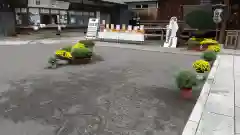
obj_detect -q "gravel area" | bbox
[0,44,200,135]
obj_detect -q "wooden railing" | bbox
[144,27,166,40]
[225,30,240,49]
[142,27,240,49]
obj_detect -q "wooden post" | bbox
[219,0,230,44]
[215,24,218,41]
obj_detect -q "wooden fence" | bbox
[225,30,240,49]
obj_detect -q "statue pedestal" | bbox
[163,37,177,48]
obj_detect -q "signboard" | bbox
[133,26,138,31]
[110,24,114,30]
[106,24,109,29]
[122,24,126,31]
[86,18,99,39]
[213,9,223,23]
[127,25,132,31]
[116,25,120,31]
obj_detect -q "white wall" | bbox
[28,0,69,9]
[69,0,115,6]
[127,1,157,9]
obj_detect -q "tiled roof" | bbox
[102,0,157,4]
[123,0,157,2]
[102,0,125,4]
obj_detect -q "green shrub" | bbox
[191,31,206,38]
[175,70,197,89]
[185,10,215,30]
[191,31,215,39]
[201,51,217,62]
[61,46,72,52]
[79,40,95,48]
[71,47,92,58]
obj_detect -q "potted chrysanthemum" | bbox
[201,51,217,67]
[175,70,197,99]
[207,45,221,53]
[193,59,210,80]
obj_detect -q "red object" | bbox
[191,46,207,51]
[181,88,192,99]
[190,44,209,52]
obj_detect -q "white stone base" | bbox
[98,32,144,42]
[163,37,177,48]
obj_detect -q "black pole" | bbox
[215,23,218,41]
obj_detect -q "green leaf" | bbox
[186,10,215,30]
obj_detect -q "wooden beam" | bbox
[219,0,230,43]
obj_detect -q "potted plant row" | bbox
[175,37,221,99]
[187,38,219,51]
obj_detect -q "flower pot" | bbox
[190,46,207,52]
[181,88,192,99]
[208,61,214,67]
[201,44,209,50]
[196,72,205,80]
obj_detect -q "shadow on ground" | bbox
[0,47,200,135]
[0,71,197,135]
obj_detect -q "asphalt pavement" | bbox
[0,43,199,135]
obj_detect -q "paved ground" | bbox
[3,29,85,40]
[0,43,200,135]
[182,55,240,135]
[0,30,85,45]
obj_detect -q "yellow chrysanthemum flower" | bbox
[192,59,210,73]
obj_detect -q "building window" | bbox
[136,5,141,8]
[70,17,76,24]
[89,12,94,17]
[68,11,88,26]
[15,8,21,13]
[142,5,148,8]
[83,12,89,16]
[15,8,28,26]
[76,11,82,16]
[40,8,51,25]
[78,19,84,25]
[59,10,67,24]
[51,9,59,14]
[16,13,22,25]
[21,8,27,13]
[40,8,50,14]
[36,0,40,5]
[29,8,40,25]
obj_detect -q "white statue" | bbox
[163,17,179,48]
